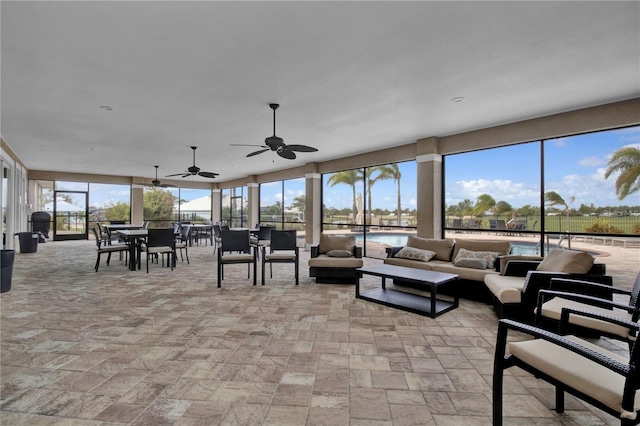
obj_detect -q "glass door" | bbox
[53,191,88,241]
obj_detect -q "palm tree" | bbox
[327,170,361,222]
[361,166,393,224]
[604,146,640,200]
[472,194,496,217]
[377,164,402,225]
[545,191,575,235]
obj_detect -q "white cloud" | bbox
[578,156,604,167]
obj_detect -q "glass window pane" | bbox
[89,183,131,225]
[143,186,179,227]
[260,181,283,227]
[55,181,88,191]
[544,126,640,236]
[323,169,365,231]
[283,177,305,232]
[179,188,212,223]
[445,143,541,237]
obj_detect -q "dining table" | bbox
[117,229,148,271]
[189,224,213,247]
[106,224,144,231]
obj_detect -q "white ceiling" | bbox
[2,1,639,183]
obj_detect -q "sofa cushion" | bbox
[453,248,500,268]
[430,263,498,282]
[394,246,436,262]
[318,234,356,254]
[384,257,434,270]
[453,257,489,270]
[452,239,511,263]
[308,254,363,268]
[484,274,526,304]
[536,248,594,274]
[406,236,454,261]
[327,249,353,258]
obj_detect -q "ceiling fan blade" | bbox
[278,149,296,160]
[198,171,219,178]
[160,183,177,188]
[247,148,270,157]
[231,144,268,148]
[286,144,318,153]
[165,172,188,177]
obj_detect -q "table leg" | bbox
[430,283,436,316]
[382,277,386,290]
[356,273,361,297]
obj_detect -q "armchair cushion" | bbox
[393,246,436,262]
[536,248,594,274]
[507,335,638,415]
[406,236,454,261]
[318,234,356,254]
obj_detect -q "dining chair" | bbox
[175,224,191,264]
[262,230,299,286]
[217,229,257,288]
[91,227,128,272]
[212,224,223,254]
[250,225,275,256]
[141,228,176,273]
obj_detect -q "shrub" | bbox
[634,223,640,234]
[584,219,625,234]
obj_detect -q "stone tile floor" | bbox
[1,238,635,425]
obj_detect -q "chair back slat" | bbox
[91,227,102,248]
[629,271,640,312]
[221,230,250,253]
[269,230,297,251]
[147,228,175,247]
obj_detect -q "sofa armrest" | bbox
[311,245,319,258]
[354,246,363,258]
[385,246,403,258]
[503,260,541,277]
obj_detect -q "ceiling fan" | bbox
[166,146,219,179]
[232,103,318,160]
[149,165,176,188]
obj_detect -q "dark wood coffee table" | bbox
[356,264,459,318]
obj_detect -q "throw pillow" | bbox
[327,249,353,258]
[454,248,500,268]
[406,236,454,261]
[453,257,489,270]
[394,246,436,262]
[536,248,594,274]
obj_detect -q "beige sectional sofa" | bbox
[384,236,612,321]
[384,236,512,303]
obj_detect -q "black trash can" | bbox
[16,232,38,253]
[1,249,15,293]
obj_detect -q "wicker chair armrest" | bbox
[550,277,627,294]
[497,319,630,376]
[559,307,640,335]
[537,289,636,313]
